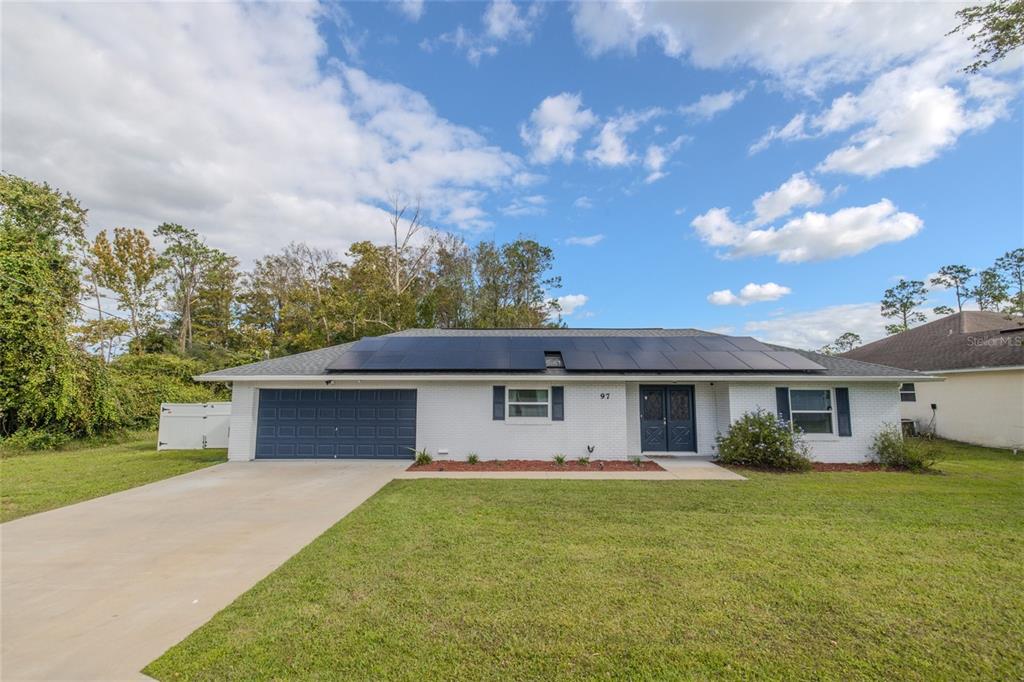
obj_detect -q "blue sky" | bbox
[4,1,1022,348]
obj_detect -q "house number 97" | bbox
[599,393,611,399]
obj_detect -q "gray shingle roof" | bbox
[840,312,1024,371]
[197,328,926,380]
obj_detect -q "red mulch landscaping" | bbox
[408,459,665,472]
[812,462,886,472]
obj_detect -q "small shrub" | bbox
[467,453,480,465]
[577,456,590,466]
[0,428,72,451]
[871,425,940,472]
[413,448,432,466]
[628,455,643,467]
[716,409,812,472]
[553,453,566,465]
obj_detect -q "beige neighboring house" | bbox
[841,311,1024,449]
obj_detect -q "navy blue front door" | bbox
[640,385,695,452]
[255,389,416,459]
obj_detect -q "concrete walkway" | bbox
[396,457,746,481]
[0,460,406,681]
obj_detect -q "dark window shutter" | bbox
[552,386,564,421]
[775,387,790,422]
[835,387,852,437]
[492,386,505,420]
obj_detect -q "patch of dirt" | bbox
[408,459,665,472]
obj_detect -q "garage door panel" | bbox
[255,388,415,459]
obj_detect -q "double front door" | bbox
[640,385,696,452]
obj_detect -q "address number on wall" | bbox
[599,393,611,399]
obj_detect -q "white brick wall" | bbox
[726,382,902,463]
[225,378,902,463]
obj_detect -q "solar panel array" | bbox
[325,335,826,373]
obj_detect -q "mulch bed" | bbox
[408,459,665,472]
[812,462,886,472]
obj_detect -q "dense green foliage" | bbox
[0,431,225,521]
[2,174,564,446]
[951,0,1024,73]
[715,408,813,471]
[147,441,1023,680]
[870,425,942,472]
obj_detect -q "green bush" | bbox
[716,409,813,472]
[467,453,479,465]
[576,456,590,465]
[0,428,72,451]
[553,453,566,465]
[413,449,432,466]
[628,455,643,467]
[871,425,940,472]
[108,353,219,429]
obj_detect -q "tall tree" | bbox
[971,267,1010,310]
[819,332,863,355]
[929,264,974,312]
[950,0,1024,73]
[994,248,1024,314]
[0,174,119,436]
[89,227,164,346]
[155,223,213,353]
[473,238,561,328]
[191,250,240,348]
[881,279,928,335]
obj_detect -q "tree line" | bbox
[0,174,564,446]
[818,250,1024,354]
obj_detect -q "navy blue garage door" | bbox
[255,389,416,459]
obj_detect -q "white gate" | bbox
[157,402,231,450]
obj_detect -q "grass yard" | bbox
[0,432,226,522]
[147,440,1023,681]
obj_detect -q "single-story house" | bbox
[196,328,930,463]
[841,311,1024,449]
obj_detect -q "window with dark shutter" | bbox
[835,387,852,437]
[775,387,791,423]
[492,386,505,420]
[552,386,564,421]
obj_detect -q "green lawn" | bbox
[148,440,1023,681]
[0,432,226,522]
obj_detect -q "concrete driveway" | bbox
[0,460,406,681]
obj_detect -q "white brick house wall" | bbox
[225,378,902,463]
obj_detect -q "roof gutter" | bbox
[195,372,939,383]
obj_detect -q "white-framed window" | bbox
[789,388,834,434]
[507,387,550,418]
[899,383,916,402]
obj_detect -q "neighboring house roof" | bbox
[196,328,925,381]
[840,311,1024,372]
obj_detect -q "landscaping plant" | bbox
[715,409,812,471]
[413,448,432,466]
[577,456,590,466]
[628,455,643,467]
[552,453,566,465]
[870,425,941,472]
[467,453,479,465]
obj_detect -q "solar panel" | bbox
[324,333,827,373]
[730,351,788,370]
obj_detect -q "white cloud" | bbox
[3,2,524,261]
[692,199,923,263]
[707,282,792,306]
[751,172,825,226]
[484,0,542,41]
[565,234,605,246]
[571,1,961,92]
[749,113,810,154]
[393,0,424,22]
[680,89,747,120]
[556,293,589,316]
[743,303,889,349]
[500,194,547,216]
[643,135,686,183]
[573,195,593,209]
[585,108,661,167]
[520,92,597,164]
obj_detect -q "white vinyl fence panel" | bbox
[157,402,231,450]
